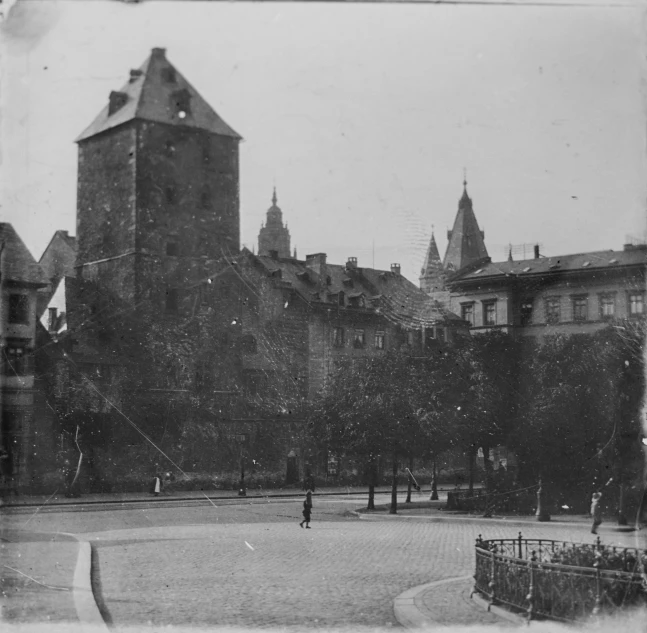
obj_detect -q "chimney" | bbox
[533,244,540,259]
[151,47,167,58]
[391,263,401,275]
[346,257,358,270]
[48,307,58,332]
[129,69,143,83]
[305,253,327,277]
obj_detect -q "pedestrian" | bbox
[590,490,602,534]
[299,491,312,528]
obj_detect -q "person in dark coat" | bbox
[590,490,602,534]
[299,491,313,528]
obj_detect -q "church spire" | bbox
[272,186,277,207]
[258,187,291,258]
[420,225,446,295]
[443,175,489,272]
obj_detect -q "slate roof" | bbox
[0,223,48,286]
[76,48,241,142]
[242,250,465,329]
[443,183,489,272]
[451,246,647,284]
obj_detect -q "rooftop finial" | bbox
[431,223,435,236]
[272,186,277,206]
[463,167,467,189]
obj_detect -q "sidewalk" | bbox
[2,484,453,508]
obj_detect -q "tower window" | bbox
[165,288,178,314]
[8,295,29,324]
[166,241,179,256]
[375,332,385,350]
[353,329,365,349]
[171,89,191,119]
[161,67,176,83]
[332,327,344,348]
[202,145,211,165]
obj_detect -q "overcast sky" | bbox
[3,0,647,282]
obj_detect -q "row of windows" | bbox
[460,291,645,327]
[332,327,385,350]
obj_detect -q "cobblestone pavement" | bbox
[3,496,644,630]
[82,500,642,630]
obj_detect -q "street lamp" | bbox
[236,433,248,496]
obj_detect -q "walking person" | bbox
[299,491,313,528]
[590,490,602,534]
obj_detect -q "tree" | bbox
[310,347,454,513]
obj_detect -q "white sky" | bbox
[2,1,647,282]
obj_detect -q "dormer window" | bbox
[171,89,191,119]
[108,91,128,116]
[161,67,176,83]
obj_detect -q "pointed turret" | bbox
[443,178,489,272]
[258,188,291,258]
[419,229,446,295]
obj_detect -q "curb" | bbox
[68,534,110,632]
[471,590,530,627]
[352,510,613,531]
[393,575,473,628]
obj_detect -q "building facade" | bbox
[0,224,49,492]
[420,180,647,338]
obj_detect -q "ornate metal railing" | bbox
[474,534,647,622]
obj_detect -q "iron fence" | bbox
[474,534,647,622]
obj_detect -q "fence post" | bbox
[592,551,603,617]
[526,550,537,622]
[518,532,523,560]
[487,547,497,608]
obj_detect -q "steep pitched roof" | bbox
[451,246,647,284]
[242,251,464,329]
[76,48,241,142]
[0,223,48,286]
[443,181,489,272]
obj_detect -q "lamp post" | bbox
[237,433,248,497]
[535,477,550,522]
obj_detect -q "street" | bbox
[3,493,644,630]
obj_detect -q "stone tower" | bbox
[443,179,489,273]
[258,188,291,258]
[74,47,241,308]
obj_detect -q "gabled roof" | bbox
[76,48,241,142]
[0,223,48,286]
[451,246,647,284]
[242,250,464,329]
[443,182,489,272]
